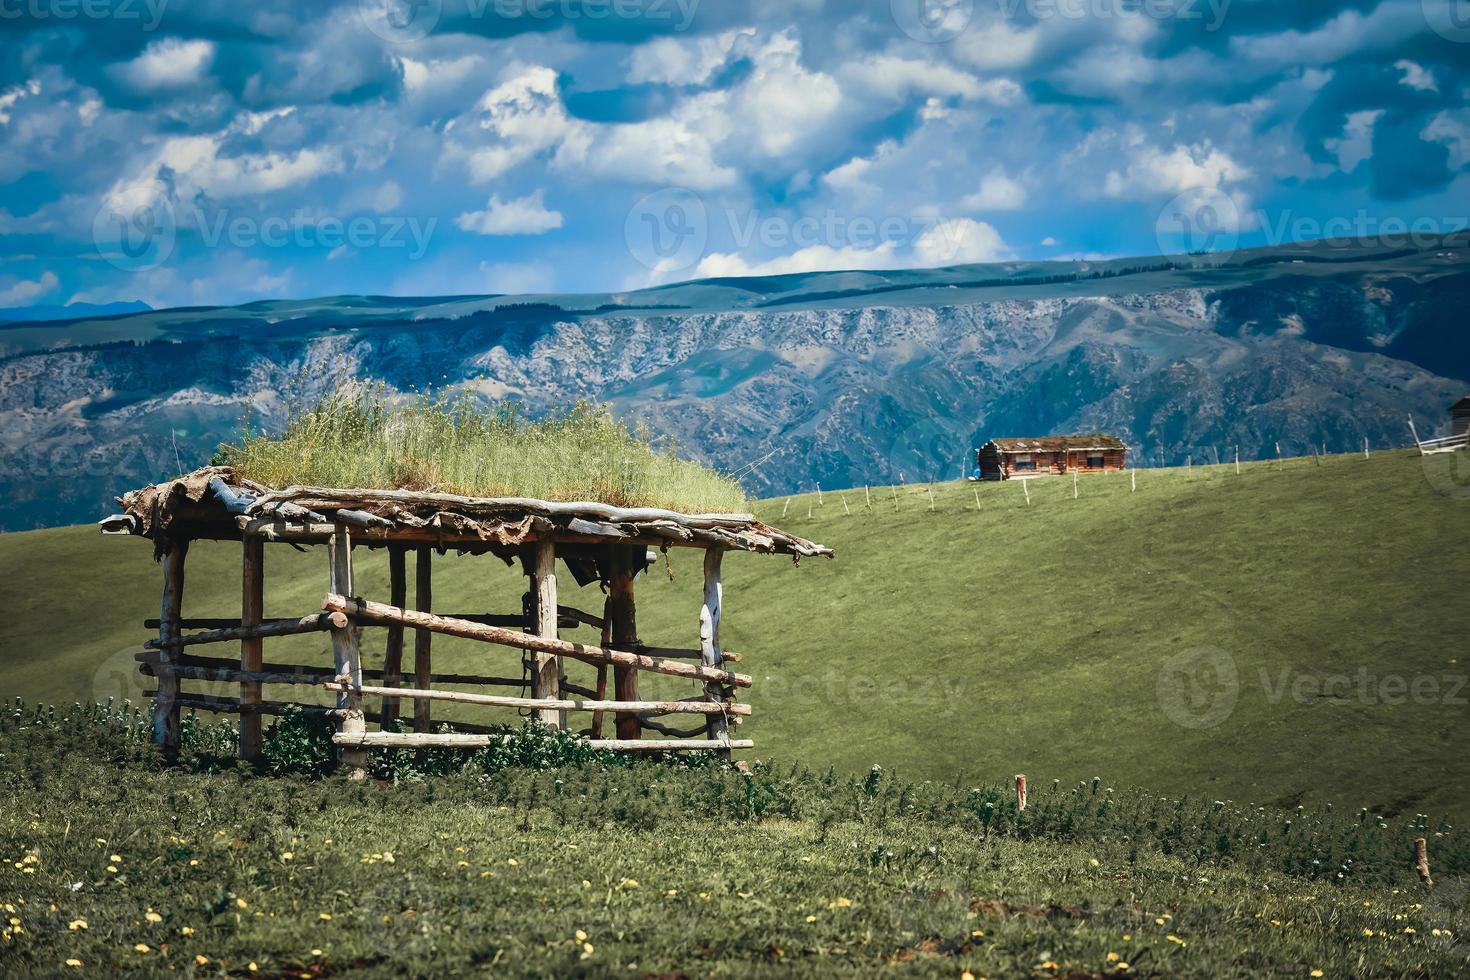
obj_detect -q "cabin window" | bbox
[1087,454,1105,469]
[1012,454,1035,472]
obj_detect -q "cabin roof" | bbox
[983,435,1129,453]
[101,467,832,560]
[1453,395,1470,413]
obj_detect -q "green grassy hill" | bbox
[3,449,1468,816]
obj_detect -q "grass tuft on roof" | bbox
[214,382,748,514]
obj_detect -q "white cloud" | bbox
[1101,138,1249,199]
[726,31,842,158]
[462,67,577,183]
[961,169,1027,212]
[953,20,1041,71]
[695,242,902,277]
[1395,59,1437,93]
[0,271,58,306]
[841,55,1013,104]
[1231,5,1423,66]
[1326,110,1383,173]
[1424,110,1470,169]
[0,79,40,125]
[114,38,215,92]
[1041,236,1058,247]
[455,190,564,236]
[627,29,755,86]
[914,219,1012,266]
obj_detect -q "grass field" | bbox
[0,704,1466,978]
[2,449,1468,819]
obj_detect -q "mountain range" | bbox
[2,236,1468,531]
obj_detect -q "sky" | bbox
[1,0,1469,309]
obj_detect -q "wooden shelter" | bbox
[101,467,831,774]
[1453,396,1470,438]
[976,435,1128,481]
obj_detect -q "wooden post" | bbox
[329,524,366,779]
[701,548,728,752]
[381,545,407,729]
[1234,446,1240,475]
[525,541,564,729]
[1022,480,1031,506]
[590,596,612,739]
[608,545,640,742]
[1131,469,1137,493]
[413,545,432,735]
[239,535,264,759]
[1364,436,1370,460]
[155,540,188,761]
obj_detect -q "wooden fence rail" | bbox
[321,681,749,717]
[329,731,754,752]
[135,650,526,689]
[323,593,753,689]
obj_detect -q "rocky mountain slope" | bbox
[2,238,1467,530]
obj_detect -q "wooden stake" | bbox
[1234,446,1240,475]
[781,497,790,518]
[816,484,823,505]
[973,489,981,511]
[927,486,936,511]
[1072,471,1079,499]
[865,485,872,509]
[842,494,851,516]
[1415,837,1434,888]
[1131,469,1137,493]
[701,548,728,752]
[609,545,641,741]
[328,525,366,779]
[381,545,407,730]
[1022,480,1031,506]
[526,540,563,729]
[239,535,264,759]
[1364,436,1370,460]
[413,545,432,735]
[1015,774,1027,812]
[1276,442,1283,470]
[154,540,188,761]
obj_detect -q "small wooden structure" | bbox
[101,467,831,773]
[976,435,1128,481]
[1453,396,1470,439]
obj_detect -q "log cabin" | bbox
[100,467,831,774]
[976,435,1128,481]
[1453,396,1470,438]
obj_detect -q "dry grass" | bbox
[215,382,748,513]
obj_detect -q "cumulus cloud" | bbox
[113,39,215,92]
[1327,110,1385,173]
[1395,60,1437,93]
[695,242,902,277]
[455,190,564,236]
[914,219,1012,266]
[0,80,40,125]
[0,271,59,306]
[626,29,755,86]
[962,170,1026,212]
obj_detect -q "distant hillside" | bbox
[0,299,150,324]
[2,237,1468,530]
[5,450,1468,817]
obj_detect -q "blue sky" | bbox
[1,0,1469,309]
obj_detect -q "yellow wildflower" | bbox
[67,919,87,931]
[180,926,195,936]
[236,898,249,910]
[281,852,293,861]
[575,930,588,942]
[65,959,83,968]
[1166,934,1186,946]
[506,858,519,867]
[134,943,151,954]
[195,955,209,966]
[145,911,163,924]
[319,913,333,921]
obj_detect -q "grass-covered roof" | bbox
[214,383,748,515]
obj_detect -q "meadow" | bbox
[0,701,1465,978]
[3,449,1467,816]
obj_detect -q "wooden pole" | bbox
[609,545,641,741]
[865,485,872,509]
[413,546,432,735]
[322,682,748,716]
[381,545,407,729]
[329,525,366,779]
[1131,469,1137,493]
[1072,471,1078,499]
[1234,446,1240,475]
[526,541,564,729]
[1022,480,1031,506]
[1415,837,1434,887]
[701,549,728,751]
[590,595,612,739]
[1364,436,1371,460]
[155,540,188,761]
[239,535,264,759]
